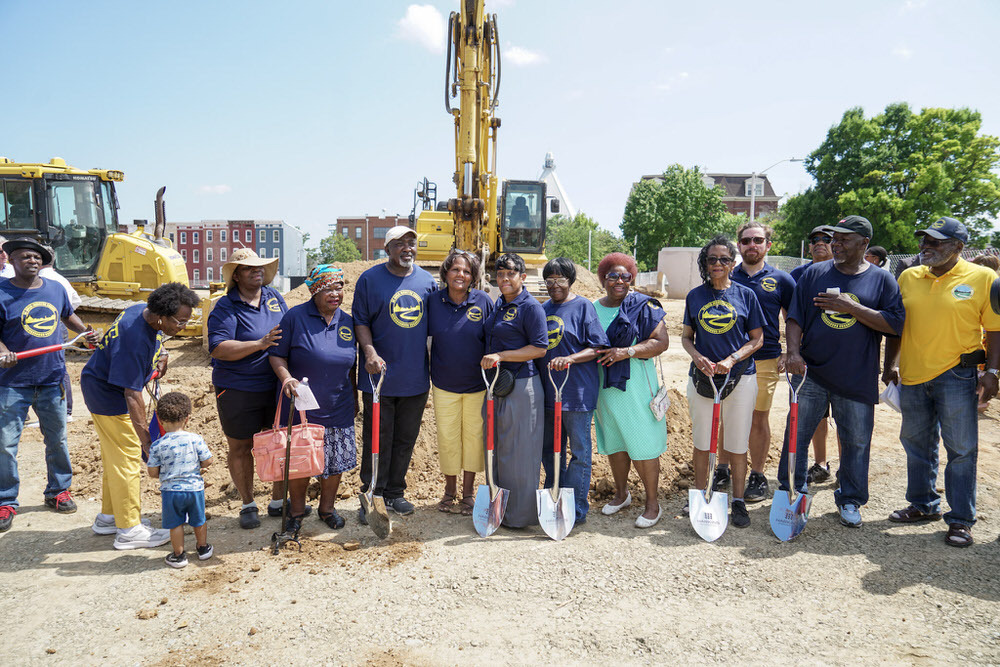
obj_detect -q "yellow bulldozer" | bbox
[0,157,204,335]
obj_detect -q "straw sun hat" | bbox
[222,247,278,291]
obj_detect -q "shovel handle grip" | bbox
[709,401,721,455]
[788,402,798,455]
[553,402,562,454]
[371,400,380,455]
[485,398,494,452]
[14,343,65,360]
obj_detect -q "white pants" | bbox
[687,375,758,455]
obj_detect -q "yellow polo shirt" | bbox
[898,259,1000,385]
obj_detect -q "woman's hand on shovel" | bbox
[548,357,573,371]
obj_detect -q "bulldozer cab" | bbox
[500,180,546,254]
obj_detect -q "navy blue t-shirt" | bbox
[731,262,795,360]
[271,302,356,429]
[427,288,494,394]
[683,282,765,375]
[788,262,905,404]
[0,278,73,387]
[790,260,829,283]
[208,286,287,392]
[540,296,609,411]
[352,264,437,397]
[485,288,548,379]
[82,304,164,416]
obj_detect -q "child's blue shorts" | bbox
[161,490,207,530]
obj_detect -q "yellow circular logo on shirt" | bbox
[389,289,424,328]
[821,292,861,330]
[338,326,353,341]
[467,306,483,322]
[20,301,59,338]
[503,306,518,322]
[546,315,565,350]
[266,297,281,313]
[698,300,737,335]
[760,277,777,292]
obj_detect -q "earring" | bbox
[158,319,162,326]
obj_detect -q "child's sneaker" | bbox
[165,551,188,568]
[196,544,214,561]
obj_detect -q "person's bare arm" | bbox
[597,320,669,366]
[211,326,282,361]
[355,324,385,374]
[147,466,159,478]
[784,319,806,375]
[716,327,763,375]
[481,344,546,369]
[882,337,901,385]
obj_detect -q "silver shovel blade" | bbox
[769,490,811,542]
[537,488,576,541]
[360,491,393,540]
[472,484,508,537]
[689,488,729,542]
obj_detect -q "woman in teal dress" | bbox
[593,253,670,528]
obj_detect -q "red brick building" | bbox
[168,220,257,286]
[640,172,781,221]
[331,214,411,260]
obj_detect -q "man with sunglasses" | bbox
[790,226,835,282]
[781,215,905,528]
[712,223,794,502]
[883,217,1000,547]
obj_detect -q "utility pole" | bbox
[750,157,802,220]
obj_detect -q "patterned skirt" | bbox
[321,426,357,478]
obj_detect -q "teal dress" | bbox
[593,300,668,460]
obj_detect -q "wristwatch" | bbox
[627,346,636,357]
[986,368,1000,378]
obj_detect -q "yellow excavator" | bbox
[0,157,203,335]
[412,1,557,280]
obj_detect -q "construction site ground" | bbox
[2,261,999,664]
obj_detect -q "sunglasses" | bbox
[739,236,767,245]
[606,271,633,283]
[544,277,570,287]
[809,235,833,244]
[918,236,954,248]
[706,256,734,266]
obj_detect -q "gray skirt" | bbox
[483,374,543,528]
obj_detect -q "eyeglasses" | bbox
[809,235,833,245]
[544,277,570,287]
[918,236,953,248]
[169,315,190,328]
[606,271,633,283]
[739,236,767,245]
[706,256,734,266]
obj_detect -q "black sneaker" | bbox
[387,497,415,516]
[744,471,769,503]
[165,551,188,569]
[239,507,260,530]
[731,500,750,528]
[268,502,312,518]
[0,505,15,532]
[44,490,77,513]
[196,544,214,560]
[711,466,731,493]
[807,463,831,484]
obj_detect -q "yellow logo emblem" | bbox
[466,306,483,322]
[760,277,777,292]
[20,301,59,338]
[821,293,861,330]
[503,306,518,322]
[930,219,945,229]
[546,315,564,350]
[266,297,281,313]
[389,289,424,329]
[697,300,737,335]
[338,326,353,341]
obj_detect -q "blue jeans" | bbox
[899,366,979,527]
[777,374,874,507]
[542,409,594,522]
[0,384,71,508]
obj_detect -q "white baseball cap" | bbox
[384,225,417,248]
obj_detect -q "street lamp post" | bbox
[749,157,802,220]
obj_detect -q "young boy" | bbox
[147,392,214,568]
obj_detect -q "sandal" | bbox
[454,496,475,516]
[318,509,345,530]
[438,492,457,513]
[888,505,942,524]
[945,523,973,548]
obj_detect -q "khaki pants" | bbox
[92,413,143,529]
[432,386,485,476]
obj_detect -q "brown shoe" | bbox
[945,523,973,548]
[888,505,941,524]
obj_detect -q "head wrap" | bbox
[306,265,345,295]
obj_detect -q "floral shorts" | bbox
[321,426,357,478]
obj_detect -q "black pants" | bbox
[360,391,428,500]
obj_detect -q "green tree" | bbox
[546,212,629,270]
[308,232,361,267]
[782,103,1000,252]
[620,164,729,268]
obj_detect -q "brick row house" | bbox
[639,172,780,221]
[331,214,411,260]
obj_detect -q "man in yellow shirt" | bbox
[883,217,1000,548]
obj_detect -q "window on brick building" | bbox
[207,267,214,281]
[193,249,199,263]
[220,247,227,262]
[342,227,348,238]
[373,227,390,239]
[355,227,362,239]
[207,230,213,242]
[207,248,213,262]
[180,232,187,244]
[181,250,187,261]
[193,269,200,281]
[193,232,199,244]
[246,230,252,242]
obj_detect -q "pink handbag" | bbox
[252,401,326,483]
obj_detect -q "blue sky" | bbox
[3,0,999,243]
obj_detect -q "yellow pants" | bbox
[432,386,485,475]
[92,413,143,529]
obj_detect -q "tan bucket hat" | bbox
[222,247,279,291]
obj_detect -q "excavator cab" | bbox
[500,180,547,254]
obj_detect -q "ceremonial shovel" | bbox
[769,368,812,542]
[360,366,392,539]
[472,365,509,537]
[13,330,93,360]
[689,369,730,542]
[536,366,575,541]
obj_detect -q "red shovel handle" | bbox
[553,401,562,454]
[788,402,799,455]
[371,400,380,455]
[485,398,494,453]
[709,401,721,455]
[14,343,65,360]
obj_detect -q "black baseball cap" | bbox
[829,215,873,239]
[808,225,835,240]
[916,217,968,243]
[2,238,52,265]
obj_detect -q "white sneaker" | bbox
[601,491,632,515]
[113,523,170,550]
[92,514,151,535]
[635,505,662,529]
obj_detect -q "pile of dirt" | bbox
[283,259,383,309]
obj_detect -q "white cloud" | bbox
[396,5,446,54]
[198,185,231,195]
[892,45,913,60]
[504,45,546,66]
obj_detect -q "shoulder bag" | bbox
[252,383,326,482]
[645,356,671,421]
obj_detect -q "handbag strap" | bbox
[274,377,309,429]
